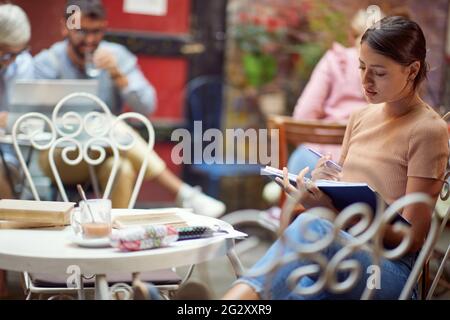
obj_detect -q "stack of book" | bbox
[0,199,75,229]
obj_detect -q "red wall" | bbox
[103,0,190,34]
[13,0,66,55]
[138,56,187,120]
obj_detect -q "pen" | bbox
[307,148,342,172]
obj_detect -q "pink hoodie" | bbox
[292,42,367,161]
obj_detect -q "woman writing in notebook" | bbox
[223,16,449,300]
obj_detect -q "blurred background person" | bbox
[0,3,33,197]
[0,3,33,298]
[263,9,385,204]
[33,0,226,217]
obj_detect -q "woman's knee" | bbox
[287,213,333,239]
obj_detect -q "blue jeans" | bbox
[287,145,319,179]
[0,144,18,165]
[237,213,418,300]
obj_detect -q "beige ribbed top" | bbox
[339,104,449,205]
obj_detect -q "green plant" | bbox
[231,0,347,87]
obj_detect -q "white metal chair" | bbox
[11,92,190,299]
[427,184,450,299]
[426,112,450,298]
[248,177,450,300]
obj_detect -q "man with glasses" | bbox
[33,0,226,217]
[0,3,34,299]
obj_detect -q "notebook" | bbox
[0,199,75,227]
[261,166,410,225]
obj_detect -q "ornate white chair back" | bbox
[11,92,156,299]
[12,92,155,208]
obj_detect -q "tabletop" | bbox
[0,208,241,276]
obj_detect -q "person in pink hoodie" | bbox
[288,9,383,176]
[286,43,365,175]
[293,42,364,122]
[263,9,384,204]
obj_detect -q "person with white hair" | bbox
[0,3,34,299]
[0,3,34,128]
[0,2,34,199]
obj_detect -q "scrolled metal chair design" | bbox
[12,92,245,300]
[244,185,449,300]
[13,92,154,209]
[10,92,164,299]
[426,113,450,298]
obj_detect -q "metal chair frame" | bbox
[11,92,191,299]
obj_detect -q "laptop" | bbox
[10,79,100,113]
[5,79,101,135]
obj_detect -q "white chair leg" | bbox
[77,273,85,300]
[427,244,450,299]
[227,247,245,278]
[94,274,109,300]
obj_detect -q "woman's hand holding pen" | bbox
[311,154,342,182]
[275,167,334,210]
[275,166,336,232]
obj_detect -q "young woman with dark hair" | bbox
[222,16,449,300]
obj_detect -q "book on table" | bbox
[0,199,75,228]
[112,211,190,229]
[261,166,410,225]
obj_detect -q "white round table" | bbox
[0,209,244,299]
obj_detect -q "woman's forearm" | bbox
[382,223,424,253]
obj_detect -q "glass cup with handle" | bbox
[72,199,112,239]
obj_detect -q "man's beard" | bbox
[68,37,96,60]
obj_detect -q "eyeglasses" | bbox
[72,28,105,38]
[0,46,30,63]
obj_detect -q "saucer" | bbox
[70,234,111,248]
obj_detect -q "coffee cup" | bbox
[72,199,112,239]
